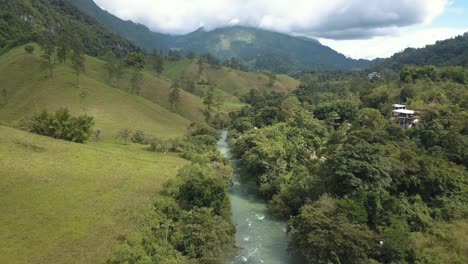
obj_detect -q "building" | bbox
[392,104,418,129]
[368,72,381,80]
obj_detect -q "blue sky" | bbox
[95,0,468,59]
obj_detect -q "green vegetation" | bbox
[109,124,235,264]
[229,64,468,263]
[0,125,189,264]
[23,108,94,143]
[0,44,189,139]
[0,0,137,56]
[376,32,468,71]
[70,0,372,73]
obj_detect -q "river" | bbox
[217,130,303,264]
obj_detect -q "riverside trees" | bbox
[229,65,468,263]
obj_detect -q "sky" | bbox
[94,0,468,59]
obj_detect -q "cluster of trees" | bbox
[109,123,235,264]
[228,64,468,263]
[36,29,86,85]
[21,108,94,143]
[376,32,468,71]
[400,65,466,84]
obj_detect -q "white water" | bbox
[217,130,303,264]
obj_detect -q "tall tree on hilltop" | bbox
[39,31,56,78]
[57,29,70,64]
[150,49,164,75]
[126,52,145,95]
[169,82,180,112]
[70,33,85,87]
[104,51,118,86]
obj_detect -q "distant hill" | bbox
[0,0,138,56]
[375,32,468,71]
[70,0,371,73]
[70,0,172,51]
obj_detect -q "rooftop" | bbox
[393,109,415,115]
[392,104,406,108]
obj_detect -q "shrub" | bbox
[24,45,35,54]
[24,108,94,143]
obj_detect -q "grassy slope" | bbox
[0,125,189,263]
[0,44,189,138]
[163,59,300,111]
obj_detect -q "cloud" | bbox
[319,27,468,59]
[94,0,449,39]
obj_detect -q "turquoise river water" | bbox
[217,130,303,264]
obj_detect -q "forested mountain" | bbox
[0,0,138,56]
[375,32,468,71]
[70,0,372,73]
[70,0,172,51]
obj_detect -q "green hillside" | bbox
[70,0,371,73]
[0,44,189,138]
[0,0,137,56]
[375,32,468,71]
[0,125,188,264]
[164,59,300,95]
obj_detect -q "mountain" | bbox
[70,0,372,73]
[0,0,138,56]
[70,0,172,51]
[172,26,372,73]
[375,32,468,71]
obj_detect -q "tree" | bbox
[198,57,204,76]
[169,87,181,112]
[172,207,234,263]
[167,50,181,61]
[356,108,386,129]
[324,141,392,196]
[150,49,164,75]
[130,70,143,95]
[24,45,35,54]
[39,31,56,78]
[126,52,145,94]
[176,164,229,216]
[266,71,277,87]
[57,29,70,64]
[70,33,85,87]
[289,196,376,264]
[314,100,358,126]
[104,51,118,85]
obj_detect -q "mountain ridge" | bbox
[70,0,372,73]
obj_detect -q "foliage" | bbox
[0,0,137,56]
[229,64,468,263]
[23,108,94,143]
[24,45,34,54]
[109,124,235,264]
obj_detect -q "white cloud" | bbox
[319,27,468,59]
[94,0,449,39]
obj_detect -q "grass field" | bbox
[0,44,190,138]
[0,126,189,264]
[0,45,193,263]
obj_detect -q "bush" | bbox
[131,130,145,144]
[24,108,94,143]
[24,45,35,54]
[115,129,131,144]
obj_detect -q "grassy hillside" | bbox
[0,125,189,263]
[163,59,299,111]
[0,44,189,138]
